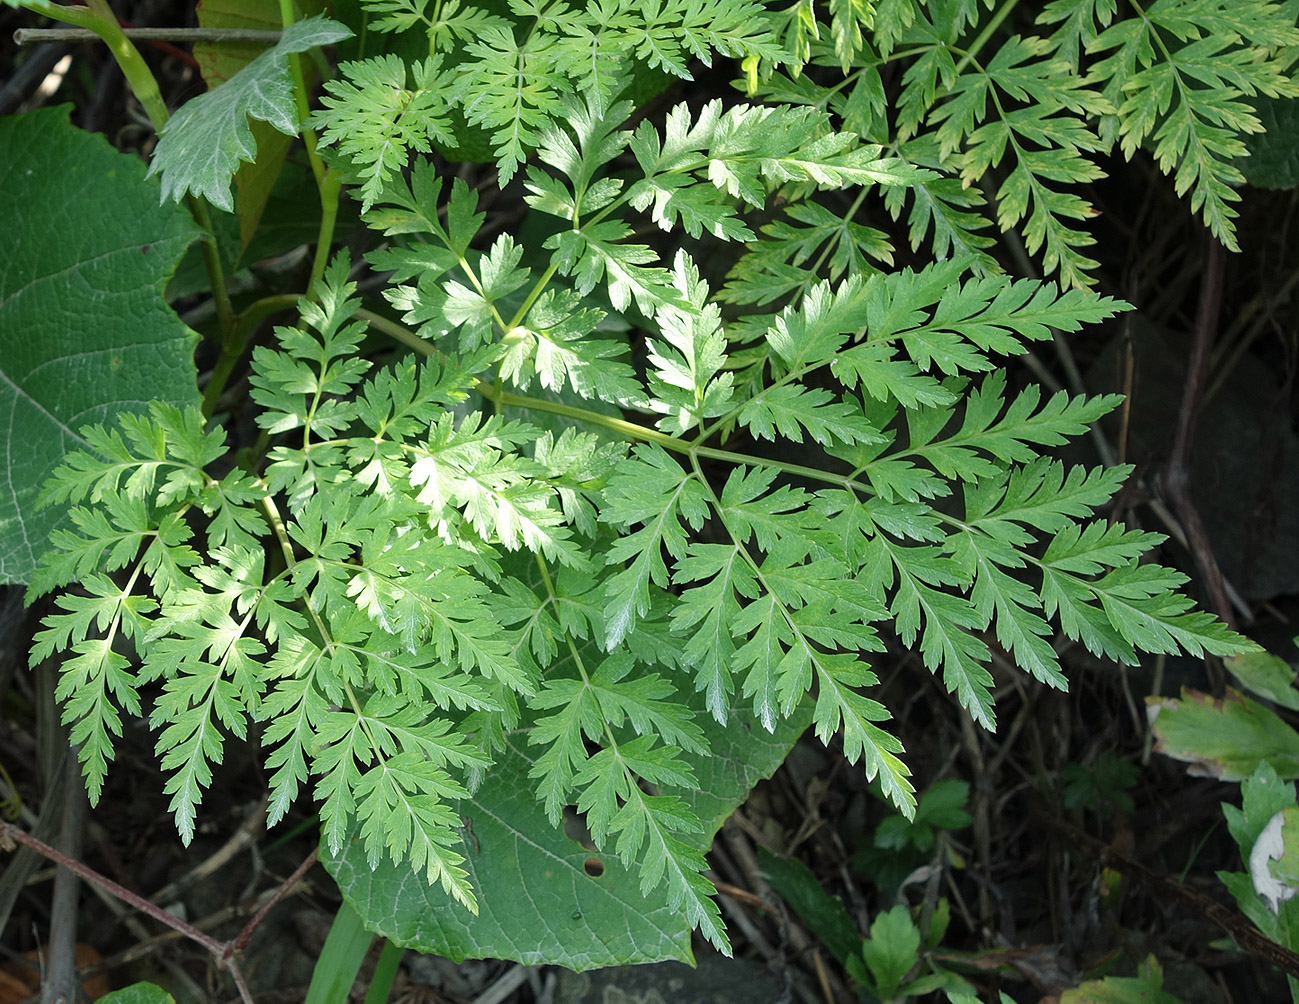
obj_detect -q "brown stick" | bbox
[13,27,283,45]
[0,820,317,1004]
[1032,810,1299,978]
[1161,236,1236,630]
[148,798,268,908]
[228,847,318,957]
[1,821,227,956]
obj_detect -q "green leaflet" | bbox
[31,261,525,912]
[746,0,1299,285]
[314,0,783,192]
[1085,0,1299,250]
[97,984,176,1004]
[314,55,456,212]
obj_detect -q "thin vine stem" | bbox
[507,262,561,330]
[203,294,303,417]
[79,0,169,130]
[276,0,340,292]
[356,307,437,356]
[951,0,1019,76]
[485,387,860,488]
[186,198,237,338]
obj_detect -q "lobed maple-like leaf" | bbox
[149,17,353,211]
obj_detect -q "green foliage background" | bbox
[4,0,1290,968]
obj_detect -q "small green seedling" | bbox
[1061,751,1139,819]
[854,780,972,899]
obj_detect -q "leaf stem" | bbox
[276,0,338,293]
[77,0,170,130]
[355,308,437,357]
[359,309,863,490]
[534,553,592,684]
[258,497,305,589]
[457,250,514,333]
[187,195,237,343]
[310,168,344,292]
[952,0,1019,76]
[203,295,302,418]
[508,263,560,331]
[485,388,858,489]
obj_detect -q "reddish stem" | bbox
[228,847,318,958]
[2,819,319,1003]
[54,1,201,69]
[1,820,225,956]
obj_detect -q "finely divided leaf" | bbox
[314,55,455,212]
[601,445,710,645]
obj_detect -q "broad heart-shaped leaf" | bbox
[322,694,811,968]
[0,106,201,585]
[1242,96,1299,190]
[148,16,352,211]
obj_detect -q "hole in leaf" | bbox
[583,857,605,878]
[562,805,596,850]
